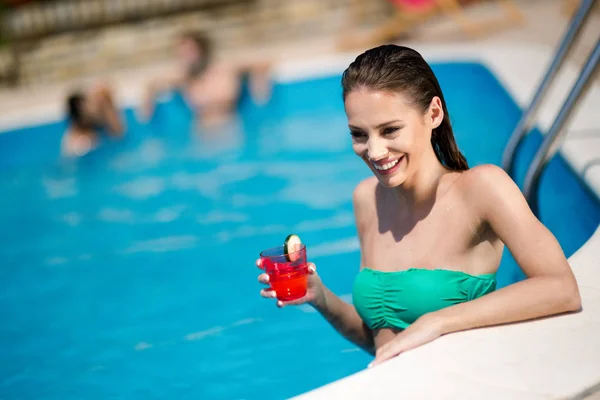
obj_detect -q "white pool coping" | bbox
[1,42,599,399]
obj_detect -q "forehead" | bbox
[178,37,198,48]
[345,89,416,122]
[179,38,192,46]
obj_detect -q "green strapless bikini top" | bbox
[352,268,496,330]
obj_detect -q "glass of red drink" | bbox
[260,244,308,301]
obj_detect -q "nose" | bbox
[367,138,389,161]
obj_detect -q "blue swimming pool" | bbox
[1,62,599,400]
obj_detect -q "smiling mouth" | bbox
[371,155,404,175]
[372,159,399,171]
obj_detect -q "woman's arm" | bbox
[226,53,272,105]
[246,61,271,106]
[434,164,580,334]
[370,165,581,366]
[312,286,374,354]
[85,83,124,137]
[298,179,375,354]
[98,87,124,137]
[261,262,374,354]
[314,178,380,354]
[140,71,184,121]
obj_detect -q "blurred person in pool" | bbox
[140,31,271,129]
[62,83,125,157]
[257,45,581,367]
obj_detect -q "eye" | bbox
[382,127,400,135]
[349,130,366,139]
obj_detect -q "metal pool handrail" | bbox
[501,0,596,176]
[523,37,600,216]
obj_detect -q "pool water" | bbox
[1,62,599,400]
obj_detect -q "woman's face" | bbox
[344,88,442,188]
[177,38,202,65]
[79,96,95,123]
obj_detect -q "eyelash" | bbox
[382,127,400,135]
[349,131,365,138]
[349,127,401,138]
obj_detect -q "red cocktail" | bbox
[260,244,308,301]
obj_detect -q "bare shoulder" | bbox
[457,164,514,195]
[352,177,378,207]
[352,177,378,241]
[457,164,528,220]
[352,177,378,224]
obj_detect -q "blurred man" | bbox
[62,83,125,157]
[140,31,271,129]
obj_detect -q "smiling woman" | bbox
[257,44,581,366]
[0,40,597,398]
[343,46,468,185]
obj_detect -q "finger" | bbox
[369,347,400,367]
[307,262,317,274]
[276,296,308,308]
[260,288,277,299]
[256,258,264,269]
[369,346,390,367]
[257,273,270,284]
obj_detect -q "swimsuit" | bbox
[352,267,496,330]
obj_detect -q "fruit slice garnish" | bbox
[284,234,302,262]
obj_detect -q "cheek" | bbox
[383,134,411,156]
[83,103,94,116]
[178,46,195,63]
[400,127,427,153]
[352,141,366,157]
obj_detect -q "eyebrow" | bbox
[348,120,404,130]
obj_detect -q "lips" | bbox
[371,155,404,176]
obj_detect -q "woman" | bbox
[257,45,581,367]
[141,31,271,129]
[62,83,124,157]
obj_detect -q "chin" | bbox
[375,173,406,188]
[370,161,408,188]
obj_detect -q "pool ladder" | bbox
[501,0,599,216]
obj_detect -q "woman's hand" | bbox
[369,313,445,367]
[257,259,325,308]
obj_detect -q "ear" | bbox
[427,96,444,129]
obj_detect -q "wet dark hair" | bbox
[66,91,89,129]
[341,45,469,171]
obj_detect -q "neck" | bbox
[392,146,449,211]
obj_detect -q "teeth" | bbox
[373,159,399,171]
